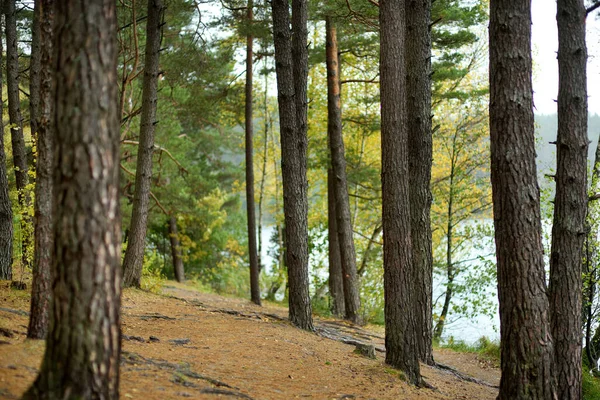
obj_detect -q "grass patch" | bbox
[438,336,500,366]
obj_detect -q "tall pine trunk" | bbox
[28,0,55,339]
[5,0,31,270]
[326,17,360,323]
[122,0,164,287]
[169,215,185,283]
[549,0,588,397]
[406,0,433,365]
[245,0,261,305]
[0,0,12,281]
[327,165,345,317]
[22,0,122,397]
[379,0,421,385]
[489,0,557,397]
[271,0,313,330]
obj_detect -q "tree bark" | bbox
[379,0,421,385]
[169,215,185,283]
[328,166,345,317]
[5,0,31,269]
[29,0,41,140]
[326,17,361,323]
[28,0,54,340]
[245,0,261,305]
[122,0,164,287]
[406,0,434,365]
[489,0,557,398]
[271,0,313,330]
[22,0,121,397]
[0,0,12,281]
[549,0,588,398]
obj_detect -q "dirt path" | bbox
[0,281,499,399]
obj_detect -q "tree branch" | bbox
[120,164,169,215]
[122,140,188,174]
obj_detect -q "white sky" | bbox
[532,0,600,115]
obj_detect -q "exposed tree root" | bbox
[121,351,255,398]
[434,362,499,388]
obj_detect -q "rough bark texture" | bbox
[169,216,185,283]
[489,0,557,398]
[28,0,54,340]
[0,0,13,281]
[406,0,434,365]
[122,0,164,287]
[271,0,313,330]
[328,166,345,317]
[549,0,588,398]
[379,0,421,385]
[22,0,122,397]
[245,0,261,305]
[5,0,31,269]
[326,18,361,323]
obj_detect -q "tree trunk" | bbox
[271,0,313,330]
[433,150,456,342]
[584,134,600,369]
[5,0,31,270]
[245,0,261,305]
[169,215,185,283]
[29,0,41,140]
[22,0,121,397]
[406,0,434,365]
[326,17,360,323]
[328,166,345,317]
[0,0,12,281]
[257,71,269,273]
[489,0,557,398]
[549,0,588,397]
[379,0,421,385]
[122,0,164,287]
[28,0,54,340]
[357,224,382,277]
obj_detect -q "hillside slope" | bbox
[0,281,498,399]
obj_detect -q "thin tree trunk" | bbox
[0,0,12,281]
[489,0,557,397]
[433,177,454,342]
[122,0,164,287]
[328,165,345,317]
[28,0,54,340]
[549,0,588,397]
[326,17,360,323]
[406,0,434,365]
[271,0,313,330]
[433,146,456,342]
[584,134,600,369]
[22,0,121,397]
[257,70,269,273]
[5,0,31,270]
[379,0,421,385]
[29,0,41,140]
[245,0,261,305]
[169,215,185,283]
[357,224,382,277]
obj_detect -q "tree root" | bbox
[434,362,499,388]
[121,351,254,398]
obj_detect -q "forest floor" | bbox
[0,280,500,399]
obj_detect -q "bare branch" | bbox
[122,140,189,174]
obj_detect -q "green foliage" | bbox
[439,336,500,365]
